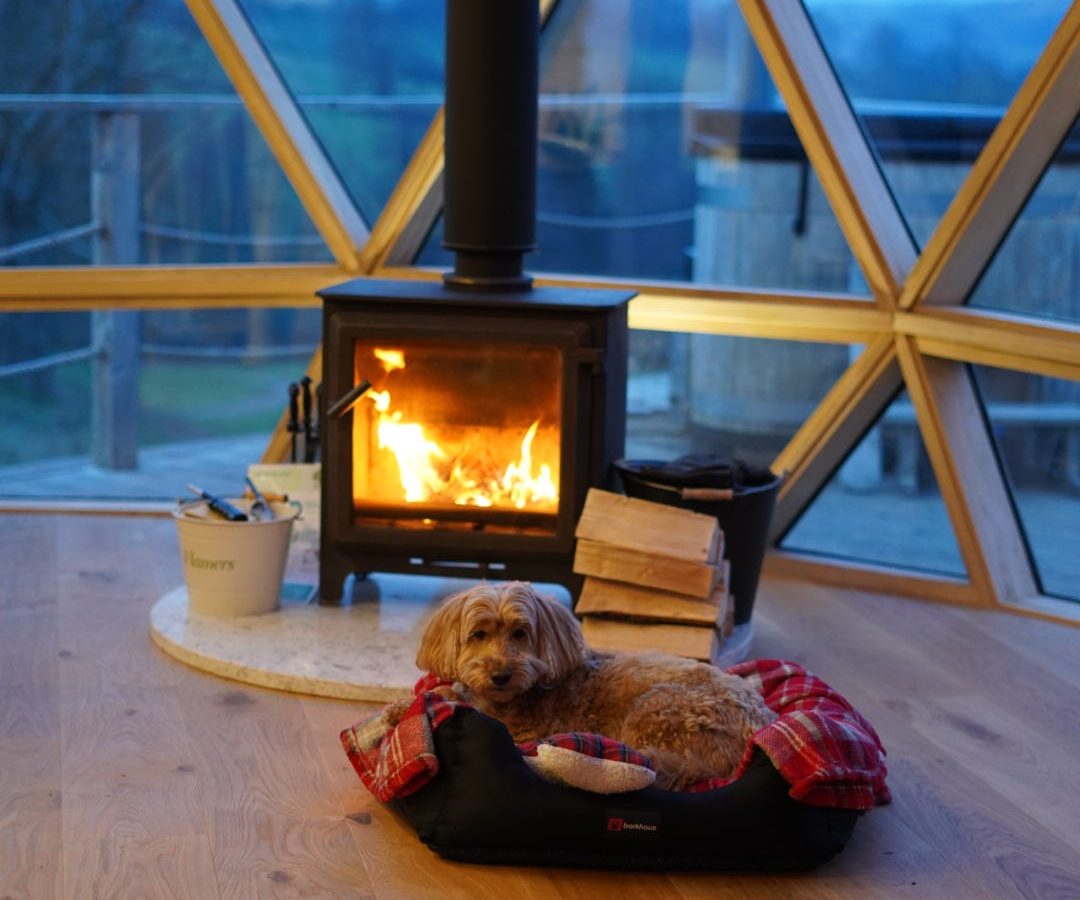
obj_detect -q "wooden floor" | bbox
[2,514,1080,899]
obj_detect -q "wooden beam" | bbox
[374,264,888,342]
[767,550,1080,628]
[913,338,1080,385]
[899,6,1080,309]
[895,307,1080,379]
[0,264,343,310]
[184,0,369,270]
[629,294,888,344]
[737,0,917,304]
[765,549,978,608]
[1000,593,1080,629]
[894,335,1038,606]
[770,335,901,538]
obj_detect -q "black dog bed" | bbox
[342,660,889,871]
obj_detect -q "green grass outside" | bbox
[0,357,307,466]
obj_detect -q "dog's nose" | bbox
[491,671,511,687]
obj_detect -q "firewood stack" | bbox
[572,488,733,663]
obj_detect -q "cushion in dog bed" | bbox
[340,659,888,870]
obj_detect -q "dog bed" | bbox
[341,659,889,870]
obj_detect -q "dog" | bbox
[415,581,776,790]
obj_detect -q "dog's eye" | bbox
[468,629,486,641]
[511,627,528,641]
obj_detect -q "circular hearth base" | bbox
[150,577,752,701]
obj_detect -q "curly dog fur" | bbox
[416,581,776,790]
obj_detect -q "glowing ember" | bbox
[361,348,559,511]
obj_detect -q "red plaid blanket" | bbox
[687,660,890,808]
[340,660,889,810]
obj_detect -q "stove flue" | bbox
[442,0,539,291]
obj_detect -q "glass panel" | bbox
[626,332,854,466]
[804,0,1068,246]
[0,308,320,500]
[781,390,967,577]
[972,364,1080,602]
[0,1,329,266]
[240,0,444,225]
[349,340,561,526]
[420,0,861,293]
[967,114,1080,323]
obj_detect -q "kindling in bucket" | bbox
[174,485,301,617]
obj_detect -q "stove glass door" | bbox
[349,338,562,532]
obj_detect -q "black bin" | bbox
[614,456,782,626]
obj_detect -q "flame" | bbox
[374,348,405,373]
[500,420,557,508]
[363,348,558,511]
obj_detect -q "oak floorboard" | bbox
[752,579,1080,898]
[0,513,62,900]
[170,678,378,899]
[0,605,62,900]
[2,515,1079,899]
[825,585,1080,746]
[903,692,1080,854]
[953,601,1080,692]
[52,525,221,899]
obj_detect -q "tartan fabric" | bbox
[685,659,890,809]
[340,674,460,802]
[517,732,654,768]
[341,660,889,810]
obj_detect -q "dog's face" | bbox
[416,581,587,704]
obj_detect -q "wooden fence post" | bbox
[91,111,141,470]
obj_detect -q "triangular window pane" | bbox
[781,390,967,577]
[421,0,863,294]
[967,113,1080,323]
[971,364,1080,602]
[239,0,444,225]
[804,0,1069,247]
[0,2,330,266]
[626,333,857,463]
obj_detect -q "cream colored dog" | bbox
[416,581,776,790]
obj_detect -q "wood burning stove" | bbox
[316,0,633,602]
[318,279,630,601]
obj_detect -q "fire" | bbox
[361,348,558,511]
[500,420,557,508]
[373,348,405,372]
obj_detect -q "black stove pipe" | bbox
[442,0,539,291]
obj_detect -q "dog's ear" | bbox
[415,589,469,678]
[531,589,587,684]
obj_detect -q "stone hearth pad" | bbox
[150,577,749,700]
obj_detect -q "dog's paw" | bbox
[378,697,412,728]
